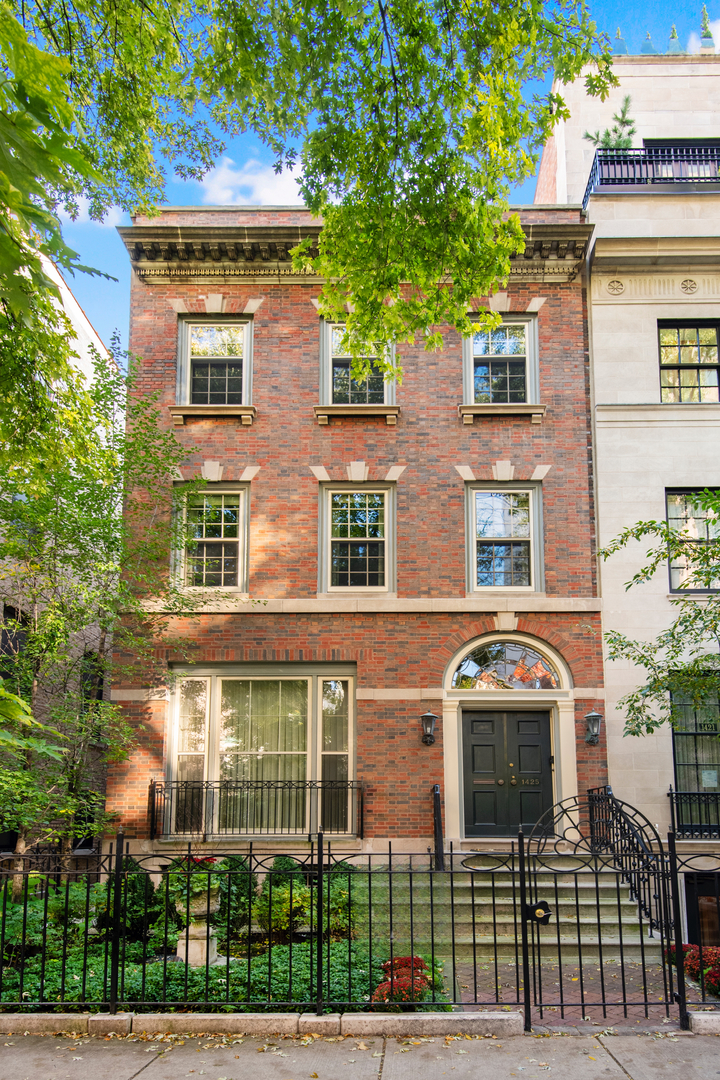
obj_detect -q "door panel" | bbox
[463,710,553,837]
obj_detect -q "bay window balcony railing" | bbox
[583,146,720,210]
[149,779,364,840]
[669,788,720,839]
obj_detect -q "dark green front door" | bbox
[463,710,553,837]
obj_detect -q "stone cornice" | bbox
[118,221,593,285]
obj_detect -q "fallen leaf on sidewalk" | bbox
[310,1073,319,1077]
[372,1051,382,1057]
[354,1042,369,1051]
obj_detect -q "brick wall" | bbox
[108,206,605,841]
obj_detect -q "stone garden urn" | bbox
[175,886,221,967]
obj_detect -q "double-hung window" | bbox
[659,321,720,403]
[177,319,252,406]
[330,327,385,404]
[169,670,356,837]
[666,490,720,592]
[465,484,543,592]
[473,325,528,403]
[319,486,396,593]
[461,316,540,417]
[184,488,248,590]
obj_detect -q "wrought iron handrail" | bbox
[587,785,664,931]
[668,787,720,839]
[582,145,720,209]
[149,778,364,840]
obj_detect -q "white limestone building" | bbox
[536,50,720,862]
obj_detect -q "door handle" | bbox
[510,778,517,786]
[497,779,505,786]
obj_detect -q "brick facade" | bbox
[107,206,606,847]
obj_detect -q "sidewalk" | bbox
[0,1029,716,1080]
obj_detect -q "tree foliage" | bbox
[5,0,615,394]
[0,344,209,851]
[599,488,720,737]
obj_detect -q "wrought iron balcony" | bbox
[669,789,720,839]
[583,146,720,209]
[149,779,364,840]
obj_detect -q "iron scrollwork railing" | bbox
[668,788,720,839]
[582,145,720,209]
[149,779,364,840]
[586,784,665,932]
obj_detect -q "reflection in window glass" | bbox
[331,492,386,587]
[475,491,531,587]
[473,324,527,404]
[331,326,385,404]
[666,491,720,591]
[451,642,559,690]
[190,324,244,405]
[322,679,350,831]
[177,680,207,784]
[186,494,241,587]
[659,325,719,403]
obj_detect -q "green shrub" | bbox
[0,941,389,1012]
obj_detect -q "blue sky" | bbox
[60,1,711,351]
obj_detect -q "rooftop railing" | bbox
[583,146,720,209]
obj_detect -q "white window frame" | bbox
[176,316,253,406]
[167,667,357,836]
[319,321,396,406]
[179,484,250,593]
[462,315,539,406]
[465,482,545,594]
[319,483,396,595]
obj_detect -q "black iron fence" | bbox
[149,779,364,840]
[669,789,720,839]
[583,145,720,208]
[0,792,718,1029]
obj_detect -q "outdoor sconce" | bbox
[584,710,602,746]
[421,711,439,746]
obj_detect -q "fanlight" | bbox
[451,641,560,691]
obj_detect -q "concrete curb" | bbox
[341,1012,524,1036]
[689,1012,720,1034]
[0,1010,525,1037]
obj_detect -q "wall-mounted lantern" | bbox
[584,710,602,745]
[420,711,439,746]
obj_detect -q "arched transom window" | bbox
[451,641,560,690]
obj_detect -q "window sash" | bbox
[473,324,528,404]
[171,674,355,834]
[666,491,720,592]
[473,490,533,589]
[324,323,392,406]
[180,320,250,406]
[659,324,720,403]
[184,492,243,589]
[327,490,388,590]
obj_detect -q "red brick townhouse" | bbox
[107,204,605,852]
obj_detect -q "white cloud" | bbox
[197,156,304,206]
[59,197,124,228]
[687,19,720,53]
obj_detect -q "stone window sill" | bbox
[458,403,547,425]
[168,405,257,426]
[314,404,400,426]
